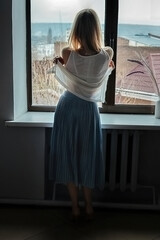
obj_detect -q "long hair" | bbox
[68,9,103,52]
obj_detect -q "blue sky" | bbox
[31,0,160,25]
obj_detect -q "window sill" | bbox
[5,111,160,130]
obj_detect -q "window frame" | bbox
[26,0,155,114]
[26,0,55,112]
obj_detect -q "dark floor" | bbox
[0,205,160,240]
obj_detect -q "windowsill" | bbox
[5,111,160,130]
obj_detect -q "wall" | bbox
[0,0,160,204]
[0,0,45,200]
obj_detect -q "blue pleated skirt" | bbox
[49,91,105,189]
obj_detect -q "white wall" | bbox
[12,0,27,119]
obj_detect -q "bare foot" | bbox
[71,206,80,221]
[85,205,94,220]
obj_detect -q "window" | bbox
[27,0,105,111]
[115,0,160,113]
[27,0,160,113]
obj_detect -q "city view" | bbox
[31,0,160,106]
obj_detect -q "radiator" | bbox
[103,130,140,192]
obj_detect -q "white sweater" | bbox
[55,48,113,102]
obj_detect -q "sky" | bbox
[31,0,160,25]
[31,0,105,23]
[119,0,160,25]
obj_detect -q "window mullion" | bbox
[104,0,118,105]
[26,0,32,111]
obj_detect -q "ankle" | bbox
[85,204,94,214]
[72,205,80,216]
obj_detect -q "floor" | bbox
[0,205,160,240]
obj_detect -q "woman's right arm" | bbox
[104,46,115,69]
[104,46,114,59]
[109,60,115,69]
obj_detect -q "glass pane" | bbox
[30,0,105,106]
[116,0,160,105]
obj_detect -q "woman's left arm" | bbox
[53,47,71,66]
[62,47,71,65]
[53,56,64,65]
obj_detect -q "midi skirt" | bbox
[49,91,105,189]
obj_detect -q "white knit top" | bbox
[55,48,113,102]
[66,49,110,81]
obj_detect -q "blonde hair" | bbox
[68,9,103,52]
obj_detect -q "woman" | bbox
[49,8,114,220]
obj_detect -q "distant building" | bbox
[65,29,71,42]
[117,37,129,46]
[54,41,68,56]
[32,44,54,60]
[129,40,148,47]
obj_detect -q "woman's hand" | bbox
[53,56,64,65]
[109,60,115,69]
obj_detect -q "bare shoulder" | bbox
[103,46,114,59]
[62,47,72,64]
